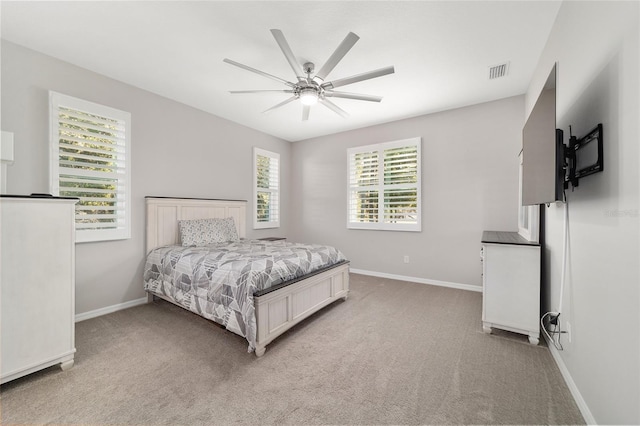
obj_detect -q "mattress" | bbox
[143,239,347,351]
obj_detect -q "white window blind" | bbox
[253,147,280,229]
[348,138,421,231]
[49,91,131,243]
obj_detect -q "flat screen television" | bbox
[522,64,565,205]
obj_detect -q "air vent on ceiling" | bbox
[489,62,509,79]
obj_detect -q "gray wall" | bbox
[526,1,639,424]
[1,39,525,311]
[1,40,291,315]
[290,96,524,288]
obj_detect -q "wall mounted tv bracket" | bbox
[564,123,603,189]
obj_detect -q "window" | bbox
[49,91,131,243]
[253,147,280,229]
[348,137,421,231]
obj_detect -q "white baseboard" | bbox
[349,268,482,293]
[75,297,148,323]
[543,334,597,425]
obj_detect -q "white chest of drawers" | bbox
[1,196,77,383]
[481,231,541,345]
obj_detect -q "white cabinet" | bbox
[481,231,540,345]
[1,196,77,384]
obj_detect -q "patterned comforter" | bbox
[143,239,347,352]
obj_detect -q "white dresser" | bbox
[1,195,78,384]
[481,231,541,345]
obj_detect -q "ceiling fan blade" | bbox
[230,90,294,94]
[302,105,310,121]
[321,66,395,90]
[223,58,296,88]
[324,91,383,102]
[319,98,349,118]
[314,32,360,83]
[270,29,305,81]
[263,96,297,114]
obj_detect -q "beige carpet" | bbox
[0,273,584,425]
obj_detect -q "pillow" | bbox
[217,217,239,243]
[178,217,239,246]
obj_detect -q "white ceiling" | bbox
[1,1,561,142]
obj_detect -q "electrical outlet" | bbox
[403,255,410,264]
[566,321,572,343]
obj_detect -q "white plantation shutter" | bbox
[50,92,131,242]
[348,150,379,224]
[253,147,280,229]
[348,138,421,231]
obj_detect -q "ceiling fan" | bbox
[223,29,395,121]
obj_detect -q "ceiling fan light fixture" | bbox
[299,88,319,105]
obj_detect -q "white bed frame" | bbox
[145,197,350,357]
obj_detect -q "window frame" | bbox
[518,150,539,242]
[49,91,132,243]
[347,137,422,232]
[253,147,280,229]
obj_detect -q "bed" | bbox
[143,197,350,357]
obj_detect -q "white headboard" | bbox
[146,197,247,253]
